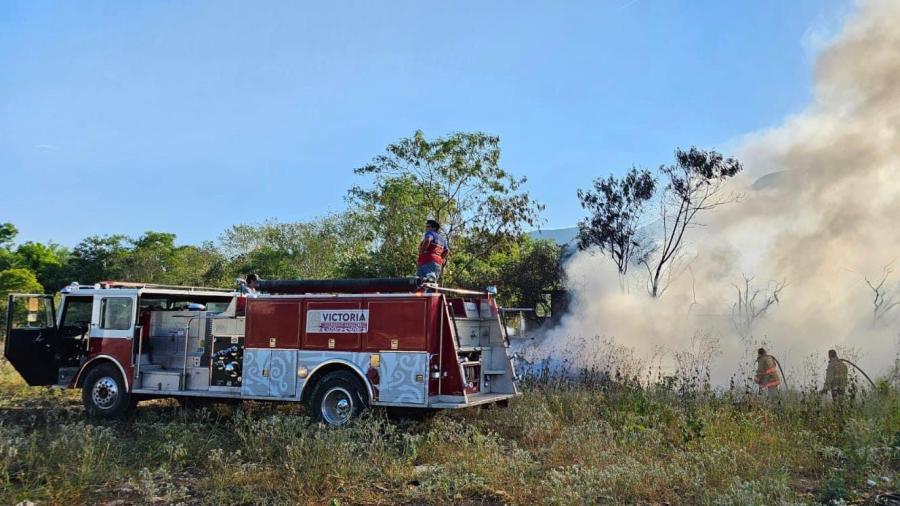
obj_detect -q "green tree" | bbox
[349,130,544,279]
[0,268,44,337]
[577,167,656,277]
[65,235,129,284]
[221,214,367,281]
[0,223,19,271]
[118,232,228,286]
[62,232,227,287]
[643,148,743,297]
[15,242,70,291]
[501,238,567,310]
[121,232,179,282]
[168,242,230,287]
[0,223,70,291]
[343,176,430,278]
[0,223,16,248]
[0,268,43,295]
[452,236,565,308]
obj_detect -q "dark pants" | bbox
[417,262,442,281]
[829,388,846,403]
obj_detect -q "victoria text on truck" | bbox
[4,277,519,425]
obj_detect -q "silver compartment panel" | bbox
[141,371,181,391]
[378,351,428,404]
[241,349,298,398]
[454,318,491,348]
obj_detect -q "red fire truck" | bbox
[4,277,518,425]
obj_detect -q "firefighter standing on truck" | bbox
[417,219,449,282]
[754,347,781,397]
[821,349,848,403]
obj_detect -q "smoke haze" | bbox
[531,0,900,386]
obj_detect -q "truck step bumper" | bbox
[429,392,518,409]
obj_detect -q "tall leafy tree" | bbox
[169,242,230,287]
[65,235,129,284]
[0,223,19,271]
[0,223,16,248]
[577,167,656,277]
[349,130,543,279]
[344,176,432,278]
[0,268,43,295]
[120,232,179,283]
[15,242,70,291]
[643,147,743,297]
[0,223,70,290]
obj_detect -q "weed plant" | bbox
[0,358,897,505]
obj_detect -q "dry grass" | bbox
[0,360,898,505]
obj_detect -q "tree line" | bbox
[2,131,747,332]
[0,131,566,327]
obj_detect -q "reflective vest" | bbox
[417,231,448,266]
[754,355,781,388]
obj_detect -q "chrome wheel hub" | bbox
[92,377,119,409]
[321,387,353,425]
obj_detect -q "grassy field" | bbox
[0,361,898,505]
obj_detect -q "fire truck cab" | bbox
[4,278,519,425]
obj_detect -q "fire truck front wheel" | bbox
[82,363,135,420]
[307,370,368,426]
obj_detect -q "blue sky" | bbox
[1,0,850,247]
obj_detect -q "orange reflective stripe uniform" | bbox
[760,366,780,388]
[755,355,781,388]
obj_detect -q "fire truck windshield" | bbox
[60,296,93,337]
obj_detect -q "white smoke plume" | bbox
[530,0,900,386]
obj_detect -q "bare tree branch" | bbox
[865,263,899,325]
[731,274,787,340]
[645,148,743,297]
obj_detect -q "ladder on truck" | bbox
[440,291,513,397]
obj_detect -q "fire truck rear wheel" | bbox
[307,370,368,426]
[82,363,135,420]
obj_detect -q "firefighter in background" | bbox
[417,219,449,282]
[821,349,848,402]
[754,347,781,396]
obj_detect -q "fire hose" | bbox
[763,356,877,391]
[840,358,877,389]
[771,355,788,389]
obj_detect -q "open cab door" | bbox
[4,294,59,386]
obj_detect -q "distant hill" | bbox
[750,171,784,190]
[529,227,578,247]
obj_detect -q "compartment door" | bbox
[241,349,271,397]
[365,299,427,351]
[268,350,298,398]
[4,294,59,386]
[241,349,297,398]
[378,351,428,404]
